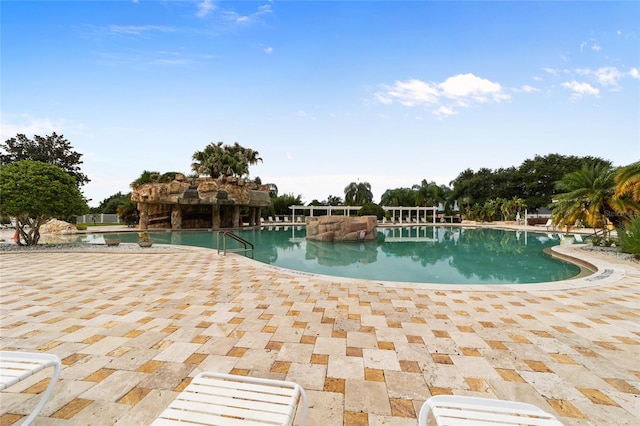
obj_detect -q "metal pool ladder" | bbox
[217,231,254,258]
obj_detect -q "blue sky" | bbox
[2,1,639,207]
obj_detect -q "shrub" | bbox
[358,203,386,220]
[618,215,640,257]
[76,223,88,230]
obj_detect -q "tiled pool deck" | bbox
[1,241,639,425]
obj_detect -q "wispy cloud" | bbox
[94,49,216,68]
[264,46,273,54]
[196,0,216,18]
[433,106,456,120]
[0,114,85,142]
[220,4,272,24]
[519,85,540,93]
[107,24,176,37]
[374,73,510,118]
[297,110,316,121]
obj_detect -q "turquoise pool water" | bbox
[79,226,580,285]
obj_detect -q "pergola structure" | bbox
[288,205,438,224]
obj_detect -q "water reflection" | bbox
[305,240,379,266]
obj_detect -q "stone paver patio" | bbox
[1,242,639,425]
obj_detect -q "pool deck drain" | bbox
[1,244,639,425]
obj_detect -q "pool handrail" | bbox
[216,231,254,258]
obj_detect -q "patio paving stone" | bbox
[1,243,639,425]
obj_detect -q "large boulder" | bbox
[40,219,77,234]
[306,216,377,242]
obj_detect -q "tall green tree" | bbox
[94,191,131,214]
[0,161,88,245]
[518,154,609,210]
[413,180,445,207]
[270,193,303,216]
[380,187,416,207]
[1,133,89,187]
[344,181,373,205]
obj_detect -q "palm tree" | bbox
[344,181,373,205]
[614,161,640,204]
[192,142,262,178]
[413,180,444,207]
[192,142,224,177]
[551,163,621,235]
[380,187,415,207]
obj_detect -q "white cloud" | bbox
[381,79,439,106]
[264,46,273,54]
[591,44,601,51]
[628,68,639,79]
[543,67,558,75]
[374,73,509,118]
[196,0,216,18]
[439,73,509,103]
[561,81,599,99]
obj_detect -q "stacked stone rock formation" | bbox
[131,174,271,229]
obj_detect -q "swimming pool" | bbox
[80,226,581,285]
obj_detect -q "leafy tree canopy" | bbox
[449,154,612,211]
[92,191,132,214]
[0,161,89,245]
[358,203,386,219]
[271,193,303,216]
[1,133,89,186]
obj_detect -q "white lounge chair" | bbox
[418,395,563,426]
[153,372,307,426]
[0,351,62,425]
